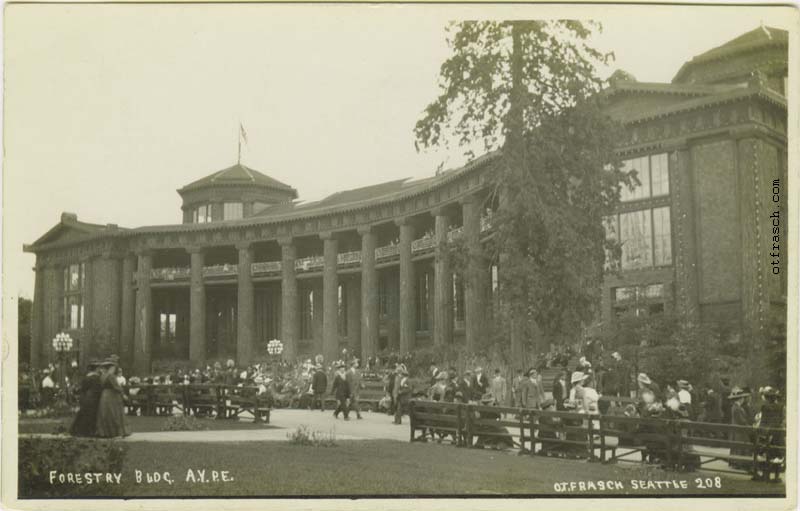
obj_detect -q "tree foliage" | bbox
[415,20,633,351]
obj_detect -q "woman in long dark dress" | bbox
[69,359,103,437]
[96,360,129,438]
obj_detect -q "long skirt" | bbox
[70,392,101,437]
[96,389,129,438]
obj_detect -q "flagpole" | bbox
[237,127,241,165]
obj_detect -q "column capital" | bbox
[357,225,374,236]
[235,241,252,251]
[135,248,154,257]
[459,193,480,206]
[319,231,336,241]
[430,206,450,217]
[186,246,205,255]
[277,236,293,247]
[394,216,413,227]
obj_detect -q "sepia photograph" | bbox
[1,2,797,509]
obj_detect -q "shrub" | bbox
[18,437,127,498]
[161,415,209,432]
[286,425,337,447]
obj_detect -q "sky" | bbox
[4,3,795,299]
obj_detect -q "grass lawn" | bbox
[18,415,276,435]
[47,439,785,497]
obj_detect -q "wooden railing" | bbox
[409,399,785,480]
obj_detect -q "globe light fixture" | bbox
[267,339,284,356]
[52,332,73,353]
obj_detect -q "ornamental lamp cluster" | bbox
[267,339,284,356]
[52,332,73,353]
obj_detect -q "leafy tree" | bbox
[415,21,633,360]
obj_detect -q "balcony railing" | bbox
[411,236,436,253]
[150,267,191,281]
[338,251,361,265]
[295,256,324,272]
[146,220,496,282]
[203,264,238,277]
[375,244,399,261]
[251,261,282,275]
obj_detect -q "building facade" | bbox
[24,27,788,375]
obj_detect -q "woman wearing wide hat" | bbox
[69,359,103,437]
[95,357,129,438]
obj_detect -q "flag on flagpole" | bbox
[240,123,248,145]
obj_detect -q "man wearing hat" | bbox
[69,359,103,437]
[346,359,363,420]
[311,364,328,412]
[331,363,351,420]
[489,369,507,406]
[473,367,489,398]
[637,373,661,401]
[728,387,753,469]
[520,368,545,410]
[393,366,412,425]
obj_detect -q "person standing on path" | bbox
[394,366,412,425]
[311,364,328,412]
[332,364,351,420]
[69,359,103,437]
[95,358,129,438]
[346,359,363,419]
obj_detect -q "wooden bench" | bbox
[184,384,219,418]
[409,400,463,445]
[219,385,271,423]
[675,421,786,477]
[464,404,530,451]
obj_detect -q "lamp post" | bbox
[52,332,73,401]
[267,339,284,378]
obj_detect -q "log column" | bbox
[133,250,153,375]
[236,242,255,366]
[462,195,486,353]
[279,237,299,361]
[120,253,136,370]
[396,217,416,354]
[432,208,453,347]
[321,232,339,364]
[30,263,45,368]
[187,247,206,366]
[358,225,379,362]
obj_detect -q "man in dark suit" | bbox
[332,364,351,420]
[311,365,328,412]
[551,370,568,411]
[472,367,489,398]
[457,370,475,403]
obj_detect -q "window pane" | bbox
[650,153,670,197]
[603,215,619,271]
[619,209,653,269]
[653,206,672,266]
[223,202,243,220]
[169,313,177,338]
[644,284,665,299]
[615,287,636,302]
[620,156,651,202]
[70,264,80,290]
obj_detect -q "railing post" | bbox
[465,404,473,447]
[587,413,595,461]
[528,410,536,455]
[599,415,606,463]
[409,400,416,442]
[752,428,760,478]
[518,409,526,453]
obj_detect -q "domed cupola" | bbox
[178,163,298,224]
